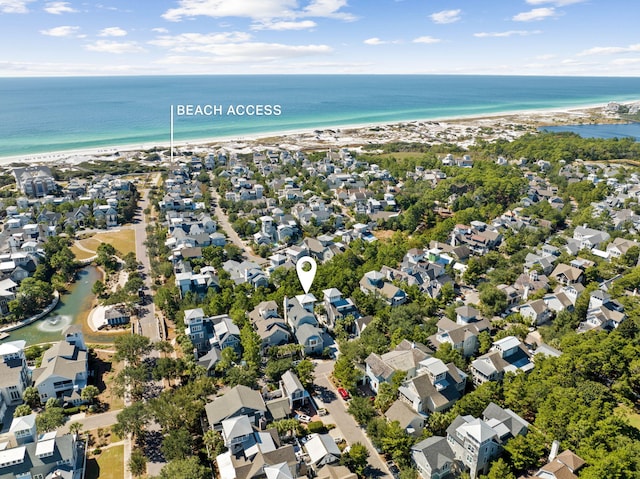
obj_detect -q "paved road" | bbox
[132,185,161,342]
[60,409,121,434]
[209,176,268,266]
[313,360,392,478]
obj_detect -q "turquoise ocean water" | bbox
[1,75,639,158]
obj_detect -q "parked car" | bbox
[297,414,312,423]
[337,387,350,400]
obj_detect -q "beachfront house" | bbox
[12,166,57,198]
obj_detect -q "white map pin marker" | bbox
[296,256,317,294]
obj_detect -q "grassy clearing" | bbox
[94,230,136,256]
[75,229,136,257]
[71,246,96,260]
[373,230,395,240]
[616,405,640,430]
[77,237,103,252]
[85,444,124,479]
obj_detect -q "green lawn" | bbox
[616,405,640,430]
[86,444,124,479]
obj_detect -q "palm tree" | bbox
[69,422,82,436]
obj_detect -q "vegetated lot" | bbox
[76,229,137,257]
[616,404,640,430]
[85,444,124,479]
[94,350,125,411]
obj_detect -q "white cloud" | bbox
[44,1,77,14]
[98,27,128,37]
[252,20,317,30]
[412,36,441,44]
[429,9,461,24]
[364,37,386,45]
[513,7,557,21]
[578,44,640,56]
[163,0,294,21]
[40,25,81,37]
[0,0,34,13]
[156,40,331,65]
[162,0,353,22]
[149,32,253,50]
[302,0,355,21]
[535,54,556,60]
[612,58,640,65]
[149,32,331,61]
[152,27,169,34]
[474,30,542,38]
[85,40,146,54]
[526,0,585,5]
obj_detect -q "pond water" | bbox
[1,266,121,346]
[541,122,640,141]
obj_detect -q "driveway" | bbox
[313,360,391,478]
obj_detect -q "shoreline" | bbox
[0,101,632,165]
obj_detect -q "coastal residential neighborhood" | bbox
[1,107,640,479]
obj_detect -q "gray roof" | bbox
[205,385,267,426]
[482,402,529,439]
[384,400,424,434]
[266,397,291,421]
[305,433,341,465]
[295,323,322,344]
[0,433,79,479]
[281,370,304,396]
[411,436,455,473]
[32,340,86,388]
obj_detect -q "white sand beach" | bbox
[0,102,628,166]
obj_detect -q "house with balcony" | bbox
[470,336,533,385]
[31,329,88,405]
[205,385,267,430]
[446,403,529,478]
[184,309,241,356]
[398,357,467,415]
[284,295,324,356]
[280,370,309,409]
[429,317,490,358]
[322,288,360,330]
[0,340,30,424]
[248,301,291,351]
[412,435,458,479]
[365,340,430,393]
[578,289,626,332]
[0,413,83,479]
[359,270,407,307]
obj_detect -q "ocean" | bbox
[1,75,639,158]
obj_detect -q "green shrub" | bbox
[307,421,327,434]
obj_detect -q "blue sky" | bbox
[1,0,639,76]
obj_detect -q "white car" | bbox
[297,414,312,423]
